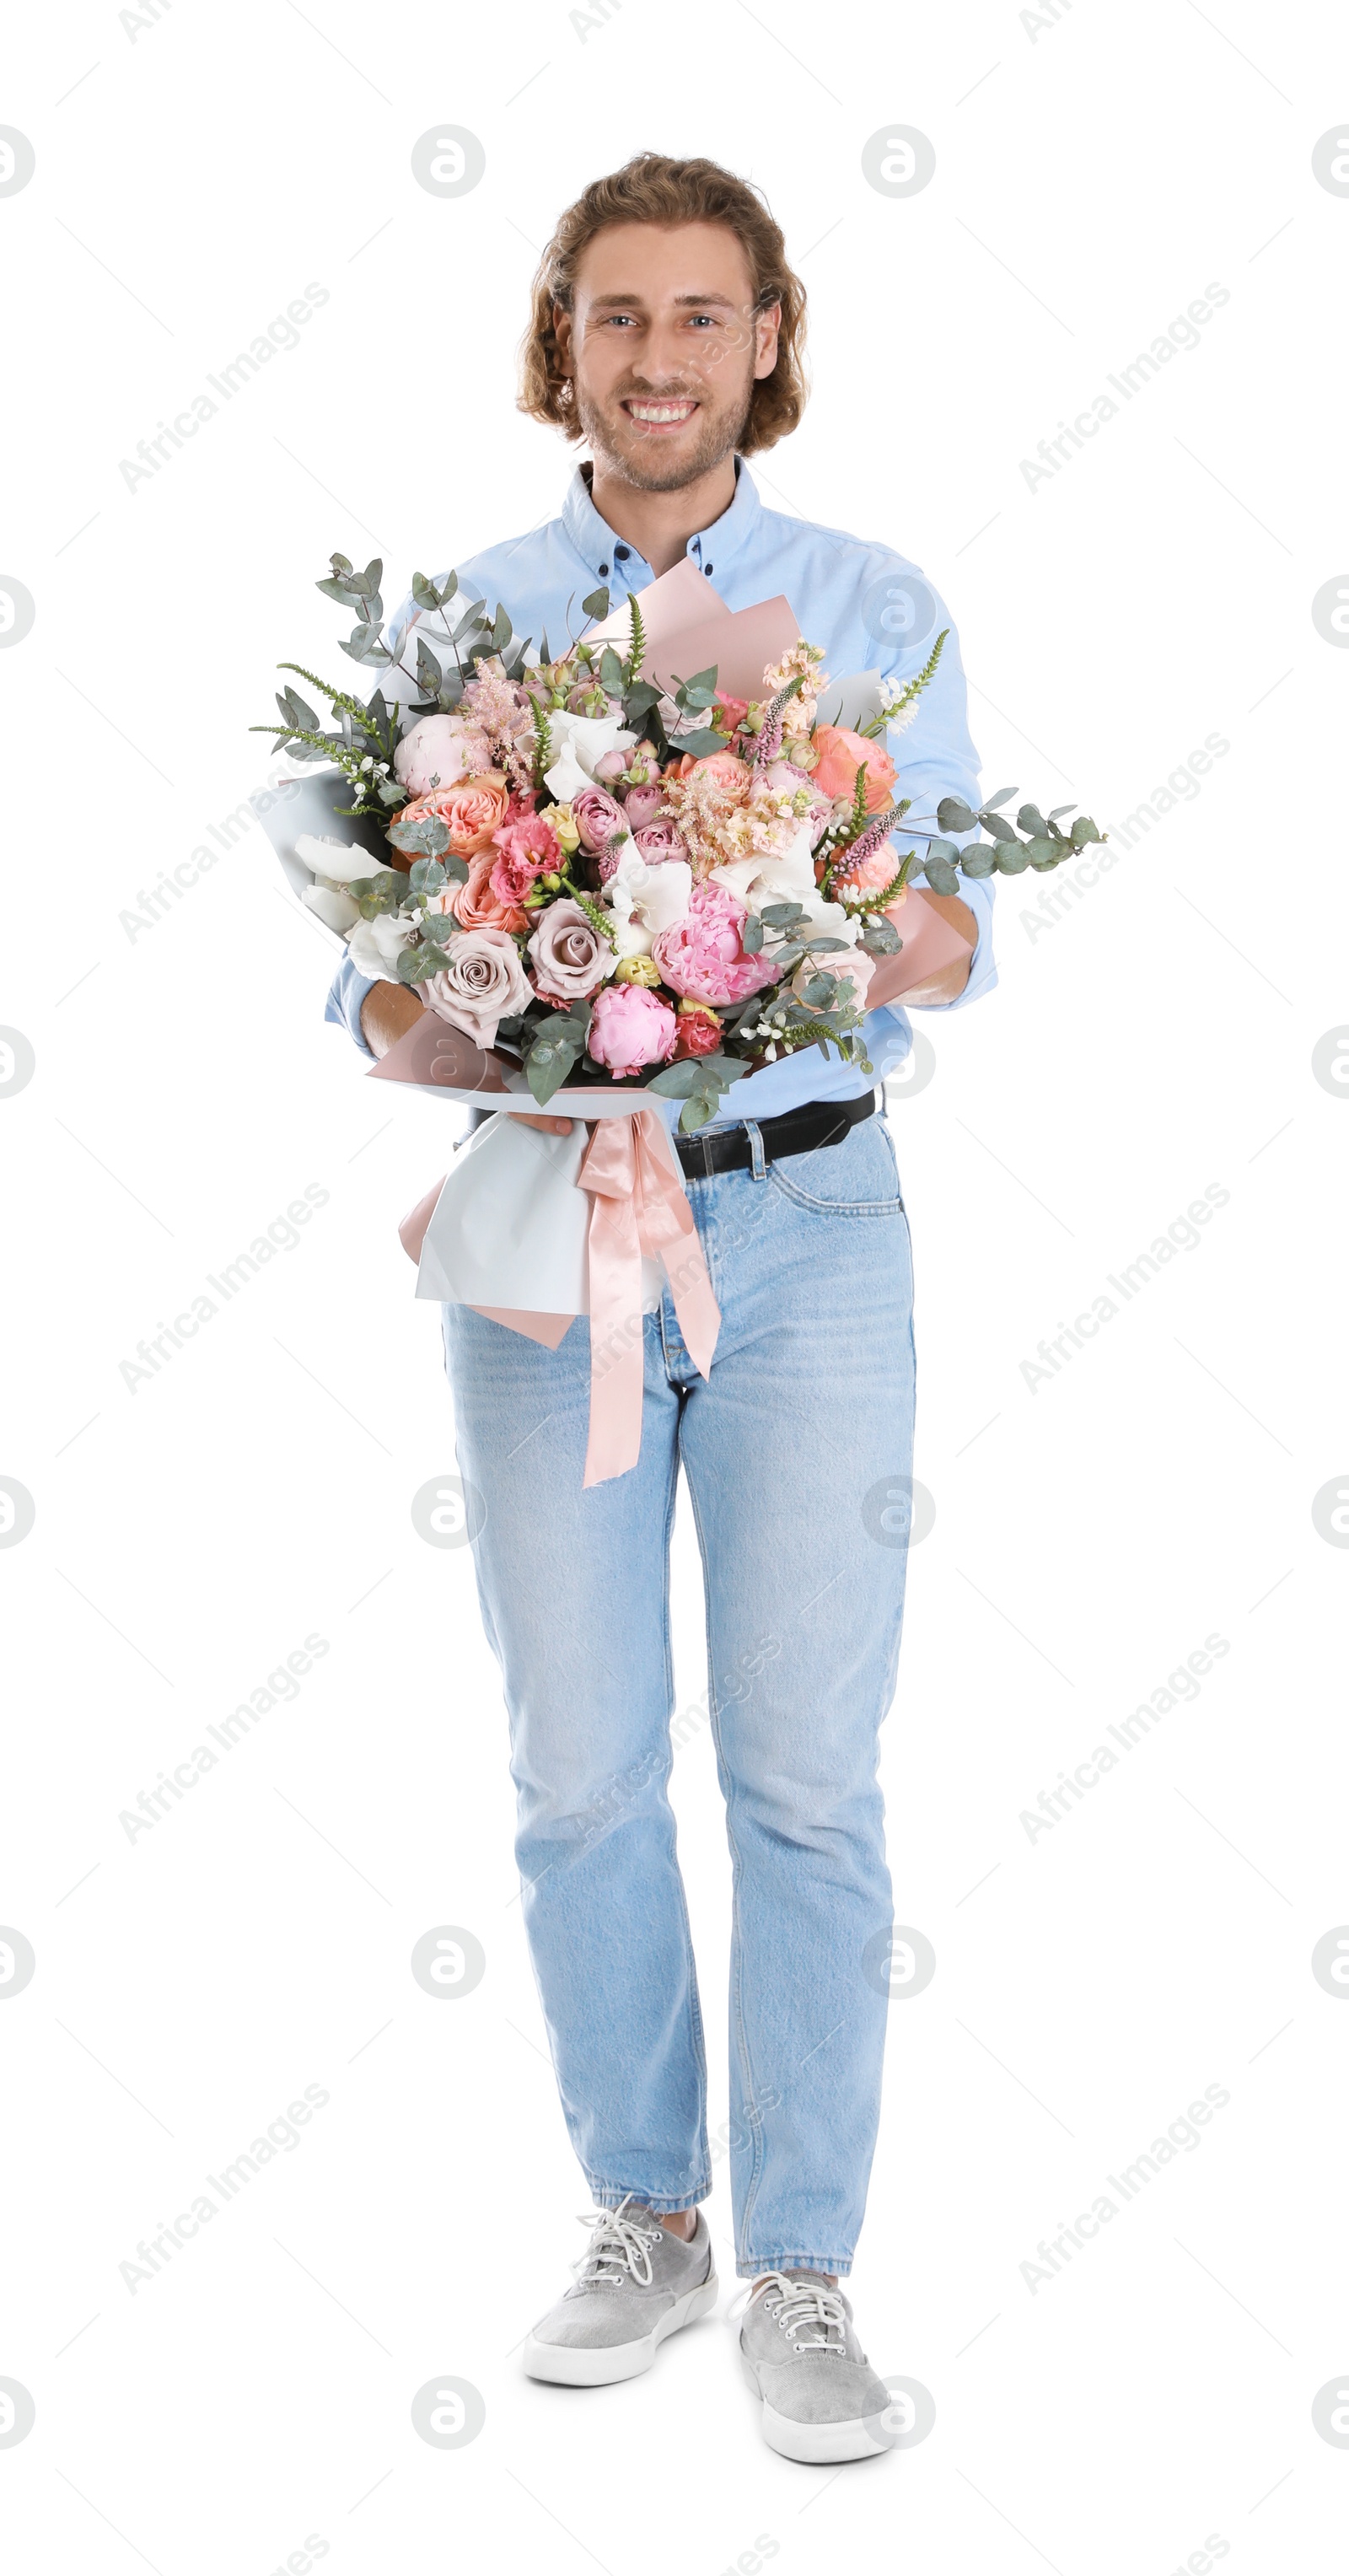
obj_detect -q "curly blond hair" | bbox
[517,152,809,455]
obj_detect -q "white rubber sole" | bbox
[522,2272,719,2386]
[740,2352,898,2462]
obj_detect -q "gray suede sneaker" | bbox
[736,2272,900,2463]
[522,2197,717,2387]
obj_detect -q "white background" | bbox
[3,3,1347,2569]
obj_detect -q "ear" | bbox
[753,300,782,381]
[553,303,574,375]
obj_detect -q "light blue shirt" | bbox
[325,455,997,1124]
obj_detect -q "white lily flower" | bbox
[611,912,655,960]
[302,884,361,934]
[541,708,636,800]
[606,846,694,937]
[709,821,859,945]
[293,832,387,885]
[347,913,417,978]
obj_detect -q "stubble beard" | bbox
[574,372,755,494]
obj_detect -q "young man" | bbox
[327,153,996,2465]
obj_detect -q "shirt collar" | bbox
[560,454,762,584]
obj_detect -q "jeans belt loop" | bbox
[744,1118,766,1182]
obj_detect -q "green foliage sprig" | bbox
[857,628,950,739]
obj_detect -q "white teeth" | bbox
[626,401,696,422]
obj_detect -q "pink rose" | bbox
[810,725,896,815]
[419,925,533,1048]
[631,819,690,867]
[445,852,529,937]
[570,782,630,858]
[831,842,901,900]
[791,949,875,1011]
[650,883,778,1008]
[690,749,751,795]
[712,689,750,731]
[591,748,629,785]
[393,713,474,796]
[620,782,664,831]
[587,981,678,1076]
[400,773,511,858]
[672,1003,723,1059]
[526,899,611,1003]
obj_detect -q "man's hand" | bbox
[359,978,426,1058]
[357,979,574,1133]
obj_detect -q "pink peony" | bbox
[587,981,678,1076]
[810,724,895,815]
[620,782,665,831]
[650,883,778,1008]
[393,712,474,796]
[631,819,690,867]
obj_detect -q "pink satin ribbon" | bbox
[578,1108,720,1487]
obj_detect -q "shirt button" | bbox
[614,544,630,560]
[704,562,714,576]
[598,562,609,577]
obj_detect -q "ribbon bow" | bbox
[578,1108,720,1487]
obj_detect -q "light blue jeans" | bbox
[441,1110,916,2278]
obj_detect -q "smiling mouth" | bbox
[621,397,699,428]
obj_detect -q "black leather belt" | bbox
[674,1087,877,1178]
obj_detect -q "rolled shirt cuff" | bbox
[325,952,378,1060]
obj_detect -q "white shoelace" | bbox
[728,2271,847,2355]
[572,2194,667,2289]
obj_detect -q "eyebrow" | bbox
[585,292,740,312]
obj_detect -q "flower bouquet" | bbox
[254,553,1105,1133]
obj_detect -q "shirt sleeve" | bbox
[877,575,997,1016]
[325,951,377,1060]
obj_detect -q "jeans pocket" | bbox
[767,1117,905,1215]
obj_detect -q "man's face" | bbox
[556,221,781,492]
